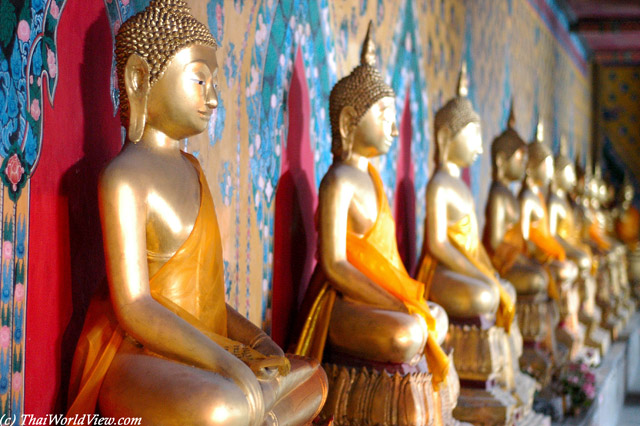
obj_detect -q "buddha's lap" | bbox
[428,267,500,318]
[327,297,427,364]
[99,338,323,423]
[503,260,548,296]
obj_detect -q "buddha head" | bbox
[491,99,527,182]
[553,136,576,192]
[526,120,554,186]
[329,22,397,161]
[115,0,219,142]
[433,62,482,168]
[617,176,635,211]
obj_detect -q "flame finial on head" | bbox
[360,21,377,67]
[457,61,469,98]
[535,119,544,144]
[560,134,568,156]
[507,98,516,129]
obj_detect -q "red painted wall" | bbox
[26,2,121,415]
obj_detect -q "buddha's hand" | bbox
[251,333,285,358]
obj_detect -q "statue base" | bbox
[319,353,461,426]
[453,385,516,426]
[580,313,611,359]
[515,298,557,386]
[443,322,522,425]
[600,307,623,341]
[444,323,506,383]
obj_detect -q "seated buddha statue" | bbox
[482,103,557,379]
[592,169,635,323]
[293,23,459,426]
[414,65,533,425]
[548,141,606,362]
[519,122,580,361]
[614,178,640,300]
[571,165,624,338]
[66,2,327,424]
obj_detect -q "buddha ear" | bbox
[495,151,505,169]
[435,126,451,164]
[124,54,151,143]
[339,105,358,158]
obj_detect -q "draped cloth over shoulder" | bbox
[486,223,525,276]
[526,192,566,300]
[415,214,515,334]
[67,153,288,416]
[294,165,450,388]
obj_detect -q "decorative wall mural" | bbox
[598,65,640,206]
[103,0,590,335]
[0,0,66,417]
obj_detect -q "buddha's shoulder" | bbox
[426,170,458,191]
[319,163,363,190]
[99,148,156,193]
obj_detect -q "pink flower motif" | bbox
[50,1,60,19]
[29,75,33,84]
[47,47,57,78]
[37,77,41,87]
[30,99,40,121]
[12,372,22,392]
[17,21,30,43]
[122,0,130,5]
[5,154,25,192]
[584,383,595,399]
[216,4,223,37]
[0,326,10,349]
[569,376,579,384]
[2,241,12,260]
[14,284,24,303]
[113,20,121,35]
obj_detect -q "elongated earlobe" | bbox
[124,54,151,143]
[339,106,357,160]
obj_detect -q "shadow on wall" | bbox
[272,49,318,348]
[56,13,121,412]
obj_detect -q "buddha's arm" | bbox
[548,198,560,235]
[98,172,264,414]
[426,181,491,281]
[486,190,507,252]
[317,174,406,311]
[226,304,284,357]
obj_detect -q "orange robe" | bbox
[525,193,567,300]
[486,223,526,277]
[415,215,515,333]
[616,206,640,250]
[67,154,286,416]
[294,165,449,387]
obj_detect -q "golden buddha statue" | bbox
[66,2,327,424]
[293,23,460,426]
[519,122,580,362]
[614,178,640,300]
[414,65,537,425]
[592,169,635,323]
[548,139,607,362]
[572,164,623,338]
[483,102,558,380]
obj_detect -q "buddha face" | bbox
[529,155,553,185]
[447,121,483,167]
[621,183,634,210]
[351,96,398,157]
[146,45,219,140]
[555,164,576,192]
[504,146,527,181]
